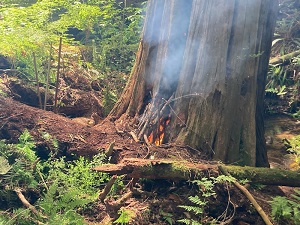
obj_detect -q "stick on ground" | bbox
[14,188,47,219]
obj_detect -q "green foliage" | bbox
[103,84,118,116]
[0,156,11,175]
[266,1,300,114]
[271,189,300,224]
[178,176,234,225]
[266,65,288,96]
[37,182,87,225]
[0,0,143,76]
[40,131,59,152]
[283,135,300,170]
[272,0,300,54]
[16,129,37,162]
[0,130,38,189]
[113,208,134,225]
[110,175,125,196]
[284,135,300,155]
[0,130,109,224]
[159,210,175,225]
[44,155,108,197]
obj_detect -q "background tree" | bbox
[110,0,278,167]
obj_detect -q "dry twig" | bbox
[14,188,47,219]
[129,131,139,143]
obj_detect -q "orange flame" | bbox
[148,132,154,143]
[148,117,171,146]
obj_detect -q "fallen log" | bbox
[92,158,300,187]
[269,50,300,65]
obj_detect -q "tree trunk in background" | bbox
[110,0,278,167]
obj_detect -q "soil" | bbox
[0,68,299,225]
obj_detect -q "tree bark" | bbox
[93,158,300,187]
[109,0,278,166]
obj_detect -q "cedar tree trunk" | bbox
[110,0,278,167]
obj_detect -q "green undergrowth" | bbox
[0,130,109,225]
[178,175,236,225]
[271,189,300,225]
[283,135,300,171]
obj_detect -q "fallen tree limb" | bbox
[92,158,300,187]
[269,50,300,65]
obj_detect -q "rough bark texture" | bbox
[110,0,278,167]
[93,158,300,187]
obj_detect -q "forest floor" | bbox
[0,69,299,224]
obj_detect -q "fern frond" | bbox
[177,218,202,225]
[188,195,206,206]
[0,156,11,175]
[178,205,204,216]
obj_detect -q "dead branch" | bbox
[100,215,113,224]
[53,37,63,113]
[160,93,174,115]
[138,119,149,139]
[109,191,133,209]
[219,166,273,225]
[14,188,47,219]
[129,131,139,143]
[99,175,118,202]
[137,103,151,130]
[32,52,42,109]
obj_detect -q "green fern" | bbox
[179,205,204,216]
[271,190,300,224]
[0,131,109,224]
[177,218,202,225]
[0,156,11,175]
[178,176,234,224]
[16,129,37,162]
[113,208,134,225]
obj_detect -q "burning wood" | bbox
[135,94,174,146]
[148,116,171,146]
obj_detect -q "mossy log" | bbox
[269,50,300,65]
[93,158,300,187]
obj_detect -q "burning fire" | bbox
[148,117,170,146]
